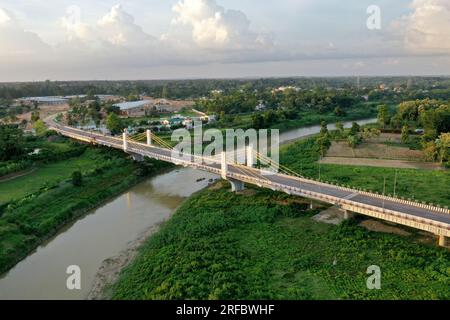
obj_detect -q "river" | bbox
[0,118,375,300]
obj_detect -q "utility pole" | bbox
[318,157,321,181]
[382,177,386,210]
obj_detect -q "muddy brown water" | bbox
[0,118,375,300]
[0,168,218,299]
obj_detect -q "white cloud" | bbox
[0,7,49,57]
[97,4,155,47]
[60,4,155,48]
[399,0,450,53]
[168,0,272,50]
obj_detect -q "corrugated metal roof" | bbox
[113,100,153,110]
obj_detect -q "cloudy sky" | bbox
[0,0,449,81]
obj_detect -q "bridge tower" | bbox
[438,235,448,247]
[246,144,254,168]
[123,129,128,152]
[146,129,152,146]
[221,151,228,179]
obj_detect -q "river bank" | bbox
[110,181,449,300]
[0,148,172,276]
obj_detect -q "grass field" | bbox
[0,149,101,204]
[0,145,172,274]
[326,140,425,161]
[111,183,449,300]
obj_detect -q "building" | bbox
[255,102,267,111]
[17,96,69,105]
[113,100,154,117]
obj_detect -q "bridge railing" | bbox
[228,171,450,236]
[51,123,450,216]
[274,171,450,215]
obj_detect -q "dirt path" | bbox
[319,157,443,170]
[0,167,37,183]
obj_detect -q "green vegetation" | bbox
[0,141,173,274]
[71,170,82,187]
[106,113,125,135]
[0,125,25,161]
[280,137,450,207]
[375,98,450,167]
[111,184,449,300]
[214,103,378,132]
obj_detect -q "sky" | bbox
[0,0,449,81]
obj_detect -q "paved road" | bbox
[47,120,450,230]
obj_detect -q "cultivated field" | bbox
[319,157,442,170]
[319,133,441,169]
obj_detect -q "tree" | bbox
[350,122,360,136]
[436,133,450,164]
[31,111,40,122]
[347,135,360,148]
[106,113,124,135]
[334,106,345,116]
[401,125,409,144]
[377,104,389,128]
[162,85,169,99]
[423,141,437,162]
[335,122,344,138]
[316,134,331,156]
[33,119,47,136]
[72,171,83,187]
[251,113,265,129]
[319,121,328,136]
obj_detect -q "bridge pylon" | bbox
[246,144,254,168]
[123,129,128,152]
[146,129,152,146]
[221,151,228,179]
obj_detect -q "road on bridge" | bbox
[46,118,450,245]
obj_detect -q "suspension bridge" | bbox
[46,119,450,247]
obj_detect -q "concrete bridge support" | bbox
[229,179,245,192]
[123,129,128,152]
[342,209,355,220]
[131,153,145,162]
[146,129,152,146]
[438,235,448,247]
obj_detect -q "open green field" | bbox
[111,183,449,300]
[280,137,450,207]
[0,149,99,204]
[0,141,173,274]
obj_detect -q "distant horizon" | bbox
[2,74,450,85]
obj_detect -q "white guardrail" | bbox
[51,124,450,219]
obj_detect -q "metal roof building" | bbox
[113,100,153,111]
[17,96,69,104]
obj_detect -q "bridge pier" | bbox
[229,178,245,192]
[438,235,448,247]
[131,153,145,162]
[342,209,355,220]
[146,129,152,146]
